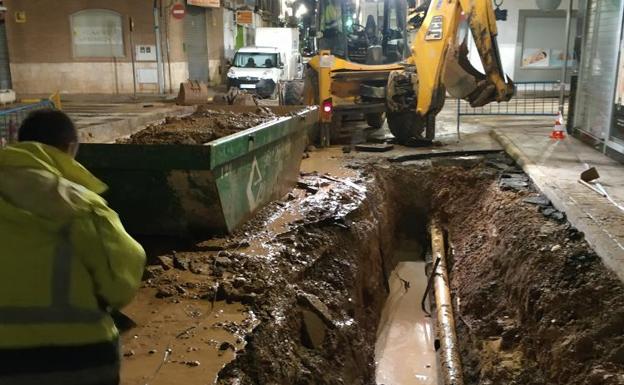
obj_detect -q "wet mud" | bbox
[436,177,624,384]
[123,152,624,385]
[119,106,281,145]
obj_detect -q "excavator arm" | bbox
[387,0,514,140]
[455,0,514,106]
[411,0,513,111]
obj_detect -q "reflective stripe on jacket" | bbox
[0,142,146,349]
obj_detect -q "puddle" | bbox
[301,148,355,179]
[376,243,438,385]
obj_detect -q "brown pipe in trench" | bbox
[430,218,465,385]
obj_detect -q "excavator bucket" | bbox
[443,37,514,107]
[177,80,209,105]
[443,40,485,99]
[442,38,483,100]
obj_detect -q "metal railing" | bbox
[458,81,561,116]
[0,100,56,147]
[456,81,562,136]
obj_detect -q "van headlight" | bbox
[227,68,235,77]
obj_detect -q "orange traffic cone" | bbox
[550,112,566,140]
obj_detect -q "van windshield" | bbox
[233,52,279,68]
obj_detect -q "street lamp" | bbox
[295,4,308,17]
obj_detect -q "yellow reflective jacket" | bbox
[0,142,146,348]
[322,3,342,32]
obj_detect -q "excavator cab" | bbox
[319,0,409,65]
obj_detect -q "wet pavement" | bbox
[120,289,256,385]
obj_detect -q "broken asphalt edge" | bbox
[490,129,624,284]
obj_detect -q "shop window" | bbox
[520,16,577,69]
[70,9,124,57]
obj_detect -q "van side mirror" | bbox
[226,59,232,67]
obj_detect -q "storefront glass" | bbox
[612,25,624,145]
[575,0,623,142]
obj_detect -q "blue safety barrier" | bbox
[0,100,56,147]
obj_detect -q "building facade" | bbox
[573,0,624,160]
[3,0,189,94]
[0,0,280,95]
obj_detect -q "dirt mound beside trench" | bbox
[120,106,279,145]
[213,171,392,385]
[373,160,624,385]
[136,170,394,385]
[423,168,624,385]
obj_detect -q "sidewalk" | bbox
[492,126,624,282]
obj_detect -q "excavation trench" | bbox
[123,153,624,385]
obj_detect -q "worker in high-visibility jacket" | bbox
[319,0,346,57]
[321,0,342,37]
[0,109,146,385]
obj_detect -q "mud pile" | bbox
[127,153,624,385]
[134,170,391,385]
[120,106,280,145]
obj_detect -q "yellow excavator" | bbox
[304,0,514,145]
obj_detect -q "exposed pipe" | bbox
[430,218,465,385]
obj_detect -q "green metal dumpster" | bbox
[77,105,318,237]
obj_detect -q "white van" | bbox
[226,46,284,99]
[226,28,301,99]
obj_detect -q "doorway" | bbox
[184,6,209,82]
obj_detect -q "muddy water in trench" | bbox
[375,245,438,385]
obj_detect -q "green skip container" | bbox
[77,105,318,237]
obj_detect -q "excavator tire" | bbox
[387,111,425,143]
[365,112,386,129]
[302,67,323,144]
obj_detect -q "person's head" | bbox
[247,57,255,64]
[18,109,79,157]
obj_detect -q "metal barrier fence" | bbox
[0,100,55,147]
[456,81,562,135]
